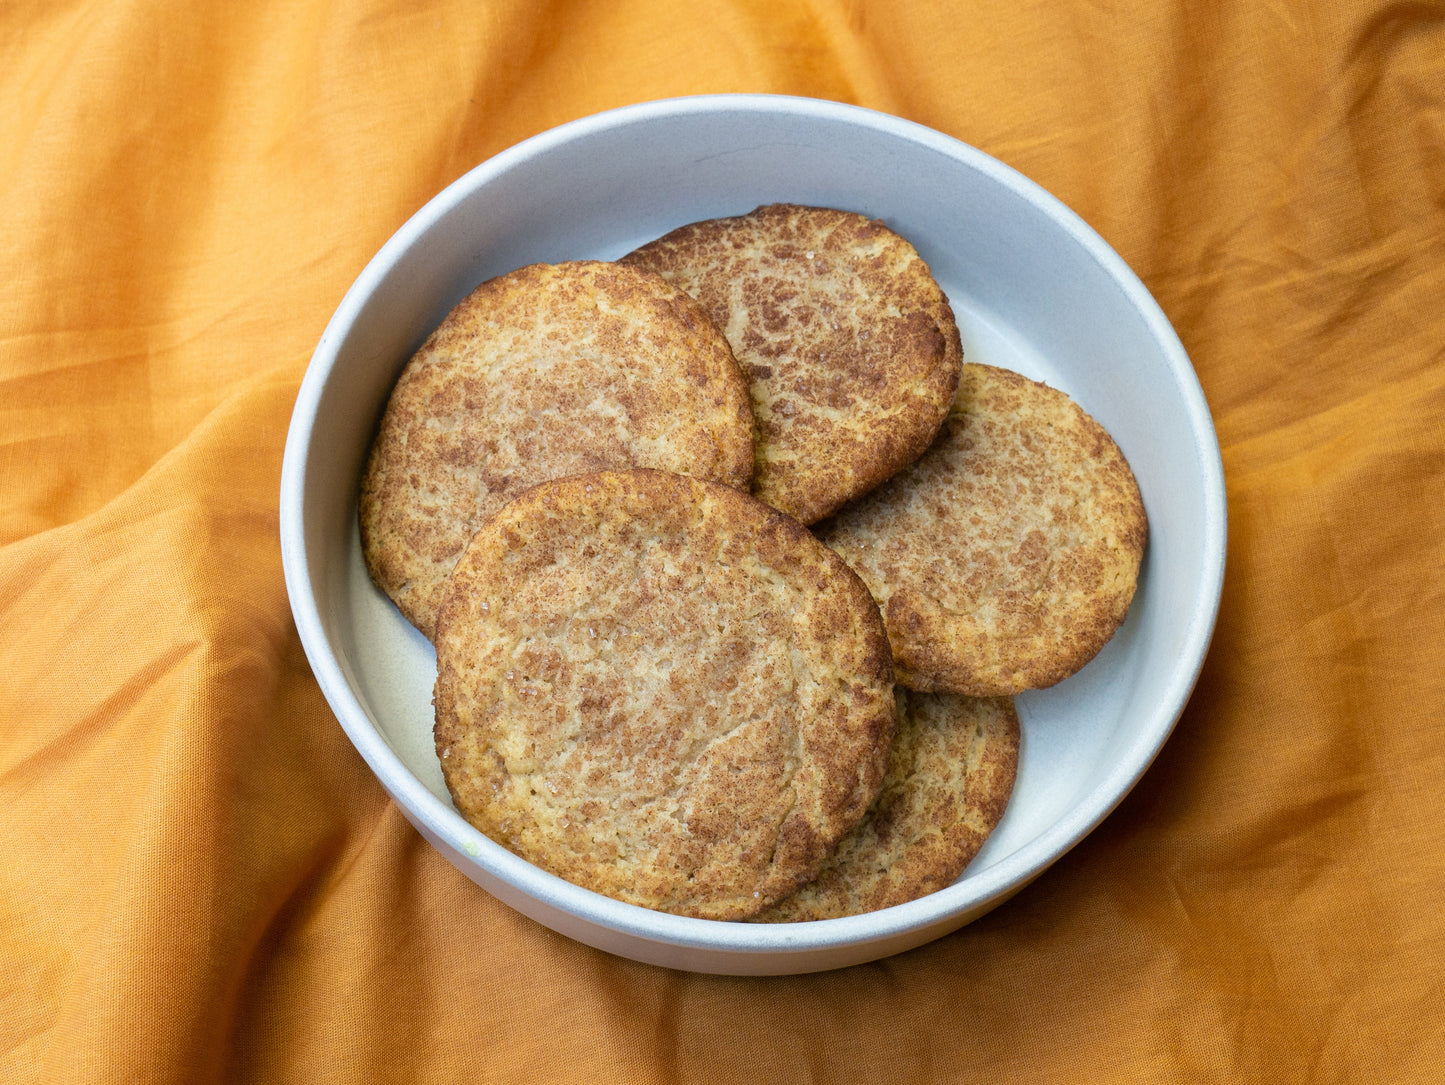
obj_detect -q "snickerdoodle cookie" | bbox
[622,204,961,525]
[432,469,896,920]
[820,363,1146,696]
[755,690,1019,922]
[359,260,754,640]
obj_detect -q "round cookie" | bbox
[621,204,962,525]
[755,690,1019,922]
[819,363,1147,696]
[432,469,897,921]
[359,260,754,640]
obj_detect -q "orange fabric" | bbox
[3,1,1443,1080]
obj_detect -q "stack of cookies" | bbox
[359,205,1147,923]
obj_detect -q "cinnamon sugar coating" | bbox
[623,204,961,525]
[820,364,1147,695]
[359,260,754,640]
[432,469,896,921]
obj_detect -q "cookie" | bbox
[358,260,755,640]
[755,690,1019,922]
[432,469,897,921]
[622,204,961,525]
[820,363,1147,695]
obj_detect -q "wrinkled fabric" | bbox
[2,1,1442,1081]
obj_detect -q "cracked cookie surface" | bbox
[755,690,1019,922]
[432,469,896,920]
[359,260,754,641]
[819,363,1147,695]
[622,204,961,525]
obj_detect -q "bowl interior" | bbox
[281,95,1225,974]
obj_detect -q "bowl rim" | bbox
[279,92,1227,959]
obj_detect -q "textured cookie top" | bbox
[820,363,1147,696]
[432,469,896,921]
[622,204,961,525]
[755,690,1019,922]
[358,260,754,640]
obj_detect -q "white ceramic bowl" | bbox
[279,94,1226,975]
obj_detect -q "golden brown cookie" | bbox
[755,690,1019,922]
[621,204,961,525]
[432,469,896,921]
[358,260,755,640]
[820,363,1147,696]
